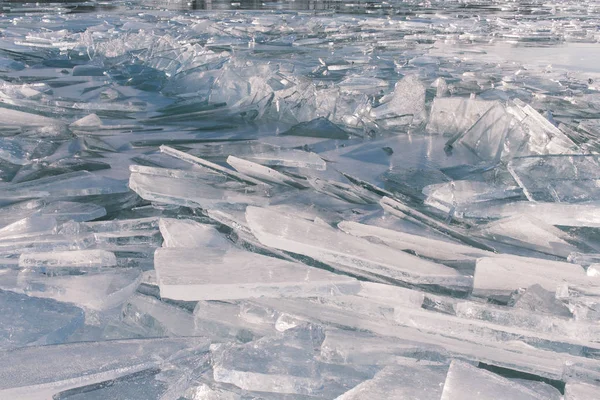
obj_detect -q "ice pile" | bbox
[1,1,600,398]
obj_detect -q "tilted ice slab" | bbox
[7,268,142,311]
[0,337,209,400]
[338,220,492,261]
[158,218,230,248]
[426,97,498,136]
[440,360,550,400]
[18,249,117,269]
[473,256,591,299]
[0,289,84,350]
[246,206,466,286]
[565,382,600,400]
[129,167,269,209]
[474,215,577,258]
[462,201,600,228]
[227,155,308,188]
[336,362,447,400]
[154,247,359,301]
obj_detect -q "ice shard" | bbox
[281,117,351,139]
[158,218,230,249]
[370,75,426,126]
[336,362,447,400]
[0,289,84,349]
[507,155,600,203]
[440,360,549,400]
[338,220,492,261]
[473,256,589,299]
[427,97,498,136]
[18,249,117,269]
[212,325,370,397]
[565,382,600,400]
[0,337,209,399]
[246,206,466,287]
[154,247,359,301]
[227,155,308,188]
[474,215,577,257]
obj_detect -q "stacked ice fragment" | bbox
[1,1,600,398]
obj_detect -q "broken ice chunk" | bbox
[15,268,142,311]
[440,360,548,400]
[129,168,269,210]
[154,247,359,301]
[0,337,209,399]
[69,113,103,129]
[0,215,57,240]
[370,75,426,126]
[244,148,326,170]
[449,100,579,162]
[246,206,466,287]
[121,294,196,337]
[423,180,524,217]
[227,155,308,188]
[447,102,528,162]
[427,97,497,136]
[338,221,492,261]
[0,289,84,349]
[474,215,577,257]
[473,256,588,300]
[463,201,600,228]
[194,300,277,342]
[507,155,600,203]
[212,325,369,397]
[380,197,496,252]
[159,218,230,248]
[1,171,129,201]
[507,99,577,156]
[40,201,106,223]
[159,145,265,186]
[281,117,351,139]
[335,362,447,400]
[565,382,600,400]
[18,249,117,269]
[187,141,275,163]
[510,284,572,317]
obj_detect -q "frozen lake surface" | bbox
[1,1,600,398]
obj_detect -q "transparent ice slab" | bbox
[474,215,577,258]
[335,362,447,400]
[427,97,498,136]
[0,337,209,400]
[129,168,270,210]
[369,75,426,127]
[246,206,467,287]
[461,201,600,228]
[6,268,142,311]
[212,324,372,397]
[18,249,117,269]
[154,247,359,301]
[338,220,493,261]
[0,289,84,350]
[159,218,230,248]
[227,155,308,188]
[440,360,549,400]
[565,382,600,400]
[507,155,600,203]
[473,256,590,299]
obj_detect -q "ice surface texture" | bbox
[1,1,600,398]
